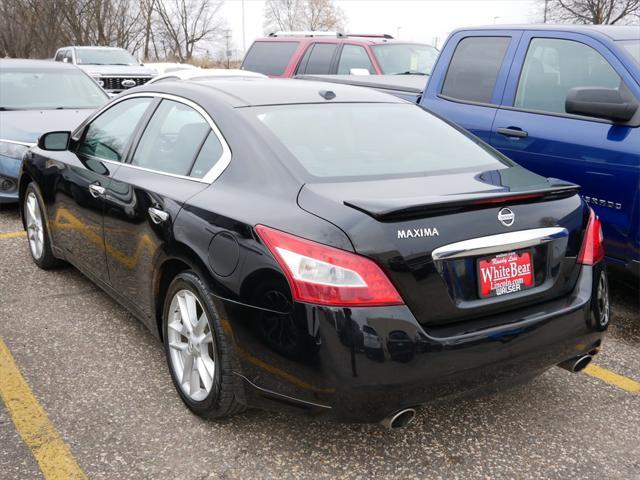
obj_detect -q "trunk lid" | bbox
[297,166,586,326]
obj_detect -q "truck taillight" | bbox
[577,208,604,265]
[255,225,404,307]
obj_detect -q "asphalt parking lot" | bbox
[0,204,639,480]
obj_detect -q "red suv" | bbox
[240,32,438,78]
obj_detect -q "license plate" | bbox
[477,250,534,298]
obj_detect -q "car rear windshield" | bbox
[0,68,108,110]
[76,48,137,65]
[371,43,439,75]
[241,41,299,75]
[618,40,640,65]
[244,103,508,180]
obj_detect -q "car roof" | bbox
[0,58,80,70]
[456,24,639,41]
[61,46,129,50]
[252,36,430,46]
[141,78,407,107]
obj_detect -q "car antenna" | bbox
[319,90,336,100]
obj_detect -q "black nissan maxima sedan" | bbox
[18,78,609,428]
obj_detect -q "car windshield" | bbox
[618,40,640,65]
[244,103,507,180]
[0,68,108,110]
[371,43,439,75]
[76,48,137,65]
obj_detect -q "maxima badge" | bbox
[498,208,515,227]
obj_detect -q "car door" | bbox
[490,31,640,264]
[102,94,230,319]
[48,96,154,282]
[419,31,522,143]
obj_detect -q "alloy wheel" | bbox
[596,272,610,328]
[167,290,216,401]
[25,192,44,260]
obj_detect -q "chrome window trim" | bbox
[0,139,35,147]
[76,92,232,185]
[431,227,568,261]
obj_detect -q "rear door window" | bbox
[131,99,223,179]
[241,41,299,75]
[337,45,375,74]
[299,43,339,74]
[441,36,511,103]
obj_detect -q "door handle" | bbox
[496,127,528,138]
[148,207,170,224]
[88,183,106,198]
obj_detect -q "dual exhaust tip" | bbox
[380,353,595,429]
[558,353,593,373]
[380,408,417,430]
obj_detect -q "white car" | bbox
[147,68,267,84]
[143,62,198,75]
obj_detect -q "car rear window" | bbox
[441,36,511,104]
[244,103,507,180]
[241,41,299,76]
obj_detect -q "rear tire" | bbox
[162,271,245,419]
[23,183,62,270]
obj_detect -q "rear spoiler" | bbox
[345,184,581,221]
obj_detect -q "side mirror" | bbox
[350,68,371,76]
[38,131,71,151]
[566,87,638,123]
[62,57,68,63]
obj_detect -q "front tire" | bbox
[162,271,245,418]
[23,183,62,269]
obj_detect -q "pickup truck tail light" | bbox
[255,225,404,307]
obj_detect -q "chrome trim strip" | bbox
[0,139,35,147]
[72,92,232,185]
[431,227,569,261]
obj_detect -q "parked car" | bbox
[0,59,109,204]
[144,62,198,75]
[54,46,157,94]
[299,25,640,276]
[241,31,438,78]
[147,68,266,85]
[19,79,608,426]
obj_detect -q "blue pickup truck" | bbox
[299,25,640,274]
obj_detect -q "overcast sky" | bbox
[219,0,542,56]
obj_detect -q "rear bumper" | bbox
[226,264,605,423]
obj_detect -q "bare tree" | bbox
[263,0,345,33]
[155,0,225,61]
[263,0,303,32]
[547,0,640,24]
[305,0,345,31]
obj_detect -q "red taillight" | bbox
[255,225,404,307]
[472,193,544,205]
[577,208,605,265]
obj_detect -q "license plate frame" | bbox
[477,249,535,299]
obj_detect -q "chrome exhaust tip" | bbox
[380,408,417,430]
[558,354,593,373]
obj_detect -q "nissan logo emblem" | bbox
[497,208,515,227]
[121,79,136,88]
